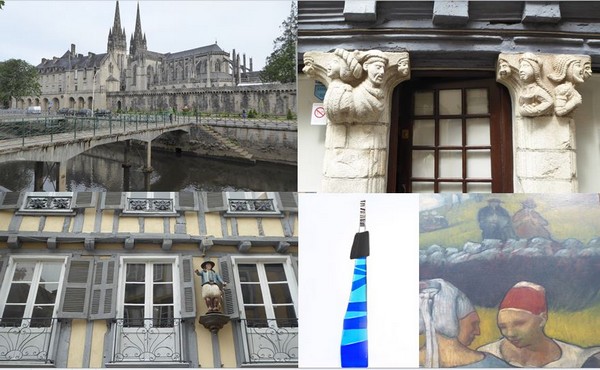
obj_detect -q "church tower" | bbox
[107,1,127,91]
[129,2,147,58]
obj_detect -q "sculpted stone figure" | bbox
[497,58,513,80]
[323,49,362,123]
[548,56,586,116]
[518,53,554,117]
[351,50,389,123]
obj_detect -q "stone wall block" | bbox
[518,178,577,193]
[323,149,371,178]
[515,116,576,150]
[324,124,348,149]
[346,123,388,149]
[322,177,370,193]
[515,150,576,179]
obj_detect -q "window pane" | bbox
[466,118,490,146]
[414,91,434,115]
[241,284,264,304]
[153,264,172,283]
[153,306,174,327]
[467,150,491,178]
[269,283,292,304]
[467,183,492,193]
[126,264,145,282]
[413,119,435,146]
[124,284,145,304]
[439,150,462,178]
[7,283,30,303]
[40,262,62,283]
[439,89,461,115]
[1,306,25,325]
[265,264,286,282]
[274,306,298,327]
[467,88,488,114]
[439,119,462,146]
[35,283,59,304]
[31,306,54,327]
[439,183,463,192]
[412,150,435,178]
[411,182,434,193]
[13,263,35,281]
[244,306,267,327]
[124,306,145,326]
[153,284,173,304]
[238,264,259,282]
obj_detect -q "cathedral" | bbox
[18,2,260,112]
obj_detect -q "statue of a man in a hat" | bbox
[195,260,226,313]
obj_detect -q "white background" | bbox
[298,193,420,368]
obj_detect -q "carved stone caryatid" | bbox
[496,52,591,193]
[303,49,410,192]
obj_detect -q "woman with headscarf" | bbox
[518,53,554,117]
[419,279,510,368]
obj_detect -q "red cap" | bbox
[499,281,547,315]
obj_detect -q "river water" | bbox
[0,142,297,192]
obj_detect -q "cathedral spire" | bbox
[113,1,122,33]
[130,1,147,56]
[108,1,127,53]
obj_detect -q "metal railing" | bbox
[111,318,185,363]
[240,318,298,364]
[0,317,58,363]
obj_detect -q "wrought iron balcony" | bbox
[240,318,298,364]
[111,318,186,364]
[228,198,278,214]
[0,317,58,363]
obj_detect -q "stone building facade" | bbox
[15,2,262,114]
[297,1,600,193]
[0,191,298,368]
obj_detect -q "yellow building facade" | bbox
[0,191,298,368]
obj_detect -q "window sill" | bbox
[224,212,283,218]
[240,362,298,368]
[106,361,191,368]
[0,361,55,367]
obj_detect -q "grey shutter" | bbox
[89,258,119,320]
[58,257,94,319]
[101,192,124,209]
[176,192,197,211]
[276,193,298,212]
[205,192,228,212]
[219,256,240,319]
[0,256,7,287]
[291,255,298,281]
[179,256,196,319]
[73,192,97,208]
[0,192,23,209]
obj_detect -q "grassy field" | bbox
[420,194,600,249]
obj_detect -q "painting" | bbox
[419,194,600,368]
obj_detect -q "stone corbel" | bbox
[303,49,410,124]
[497,52,591,118]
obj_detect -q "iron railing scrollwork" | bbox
[240,318,298,364]
[0,318,58,363]
[111,318,185,363]
[126,198,174,213]
[228,199,277,214]
[24,196,72,210]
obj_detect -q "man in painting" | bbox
[478,281,600,367]
[420,279,510,367]
[477,198,516,241]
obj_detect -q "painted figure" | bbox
[419,279,510,368]
[194,260,226,313]
[478,281,600,367]
[512,199,552,240]
[518,53,554,117]
[477,198,516,241]
[548,56,585,116]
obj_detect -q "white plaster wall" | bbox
[574,74,600,192]
[298,73,326,192]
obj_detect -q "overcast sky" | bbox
[0,1,292,70]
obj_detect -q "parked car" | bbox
[57,108,69,115]
[67,109,76,116]
[95,109,112,117]
[76,109,93,117]
[26,106,42,114]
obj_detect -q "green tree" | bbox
[0,1,4,10]
[260,2,297,83]
[0,59,41,108]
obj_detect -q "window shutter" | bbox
[179,256,196,319]
[205,192,228,212]
[73,192,97,208]
[0,192,23,209]
[277,193,298,212]
[0,256,7,287]
[219,256,240,319]
[291,255,298,281]
[101,192,124,209]
[176,192,197,211]
[89,258,119,320]
[58,257,94,319]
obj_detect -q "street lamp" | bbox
[91,68,98,117]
